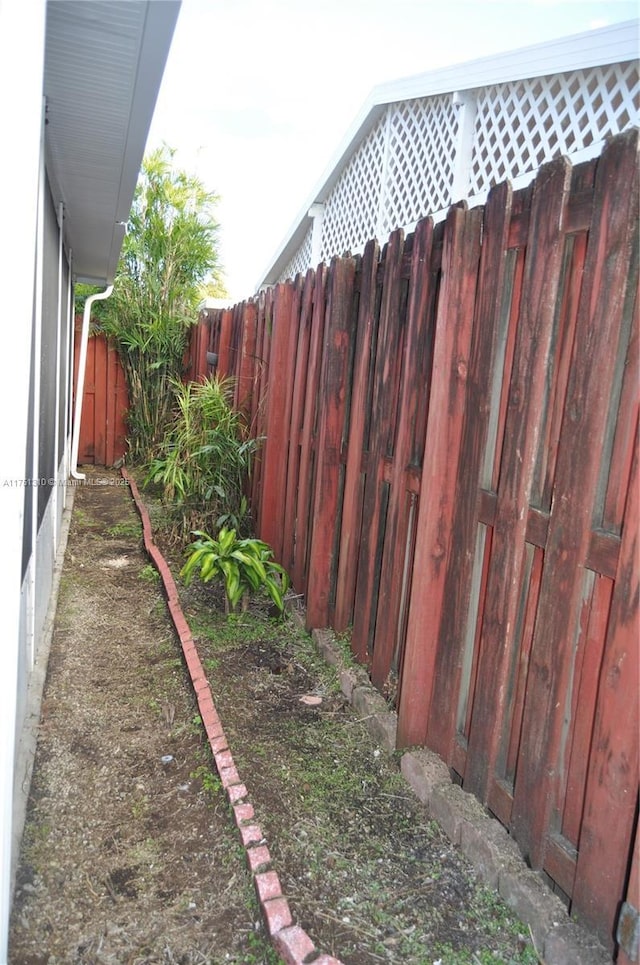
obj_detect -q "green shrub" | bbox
[145,376,258,539]
[180,527,289,615]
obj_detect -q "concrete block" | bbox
[400,749,451,807]
[429,782,469,844]
[543,921,612,965]
[366,711,397,754]
[498,864,569,951]
[351,685,389,718]
[458,814,520,889]
[312,628,341,666]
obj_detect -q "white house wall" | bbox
[1,34,76,963]
[13,165,76,869]
[0,1,47,960]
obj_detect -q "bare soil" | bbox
[9,469,538,965]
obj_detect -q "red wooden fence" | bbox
[197,130,639,953]
[73,322,129,466]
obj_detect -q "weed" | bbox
[72,508,97,529]
[139,564,159,583]
[106,519,142,538]
[190,764,222,798]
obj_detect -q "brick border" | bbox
[122,469,343,965]
[308,626,612,965]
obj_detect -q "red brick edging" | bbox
[122,469,343,965]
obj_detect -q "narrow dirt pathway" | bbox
[9,471,272,964]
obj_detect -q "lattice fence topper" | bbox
[381,95,459,240]
[280,222,313,284]
[278,56,639,283]
[321,116,387,262]
[469,61,640,195]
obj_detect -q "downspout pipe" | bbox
[70,285,113,480]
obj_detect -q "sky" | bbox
[145,0,638,302]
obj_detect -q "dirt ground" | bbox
[9,469,538,965]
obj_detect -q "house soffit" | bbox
[43,0,180,285]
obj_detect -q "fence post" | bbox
[451,90,478,203]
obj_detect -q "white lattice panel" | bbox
[278,223,313,283]
[470,61,639,195]
[380,95,459,238]
[321,115,387,260]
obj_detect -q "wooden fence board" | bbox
[352,230,406,664]
[217,307,234,378]
[306,257,356,628]
[282,271,315,576]
[396,205,483,748]
[294,264,327,597]
[334,241,379,632]
[257,283,295,559]
[371,217,436,688]
[462,155,572,800]
[424,180,512,759]
[571,430,638,941]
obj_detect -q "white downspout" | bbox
[70,285,113,480]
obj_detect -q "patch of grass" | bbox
[72,508,97,529]
[190,764,222,799]
[106,518,142,538]
[139,564,159,583]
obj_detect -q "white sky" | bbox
[145,0,638,301]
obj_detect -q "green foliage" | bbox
[99,146,224,461]
[181,527,289,615]
[145,375,257,539]
[138,564,159,583]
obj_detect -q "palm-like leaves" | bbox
[181,528,289,614]
[100,146,223,461]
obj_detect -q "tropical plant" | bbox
[145,375,258,540]
[180,528,289,615]
[98,146,224,461]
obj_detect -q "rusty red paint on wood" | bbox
[251,290,273,517]
[396,205,483,749]
[461,155,572,799]
[277,278,305,570]
[351,229,407,664]
[257,283,295,560]
[617,822,639,965]
[511,131,639,870]
[559,575,613,849]
[74,327,129,466]
[236,301,258,424]
[305,257,356,628]
[282,271,315,577]
[421,180,512,758]
[371,217,437,688]
[294,265,327,596]
[333,241,379,632]
[217,308,234,379]
[571,431,639,944]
